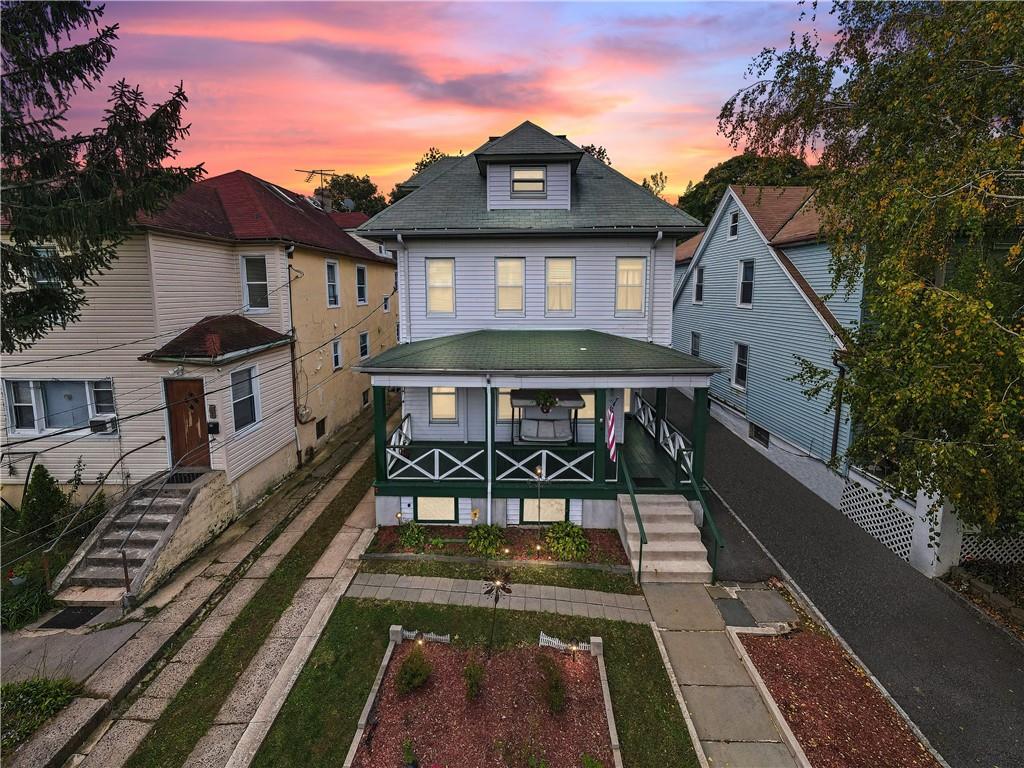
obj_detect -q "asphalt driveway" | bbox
[662,388,1024,768]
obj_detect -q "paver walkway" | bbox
[346,572,653,623]
[645,582,801,768]
[662,388,1024,767]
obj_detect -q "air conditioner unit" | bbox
[89,417,118,434]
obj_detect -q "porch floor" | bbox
[621,416,681,491]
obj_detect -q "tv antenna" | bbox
[295,168,335,189]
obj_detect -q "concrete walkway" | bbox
[663,388,1024,767]
[346,572,653,623]
[645,582,801,768]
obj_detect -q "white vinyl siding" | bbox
[545,257,575,315]
[426,258,455,315]
[326,260,340,307]
[355,265,368,305]
[241,255,269,312]
[615,257,645,315]
[230,367,259,432]
[495,258,524,314]
[487,163,571,210]
[429,387,457,423]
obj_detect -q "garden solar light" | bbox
[484,571,513,657]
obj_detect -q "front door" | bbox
[165,378,211,468]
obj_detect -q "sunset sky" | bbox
[73,1,825,203]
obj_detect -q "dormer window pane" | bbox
[511,167,546,196]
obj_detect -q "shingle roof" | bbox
[355,329,719,376]
[730,185,814,240]
[772,248,846,342]
[358,123,701,237]
[139,171,389,263]
[675,230,705,264]
[328,211,370,228]
[770,194,822,246]
[396,156,463,192]
[475,120,581,158]
[140,314,291,363]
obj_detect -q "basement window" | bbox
[316,418,326,439]
[749,422,770,447]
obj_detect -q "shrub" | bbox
[396,646,432,694]
[397,521,427,552]
[19,465,69,543]
[581,756,605,768]
[463,659,484,700]
[544,521,589,561]
[1,576,56,631]
[1,677,79,752]
[467,524,505,558]
[536,653,566,714]
[428,535,445,551]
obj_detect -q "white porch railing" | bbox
[386,445,485,481]
[633,393,657,438]
[495,447,595,482]
[633,392,694,473]
[386,415,412,475]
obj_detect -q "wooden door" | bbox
[165,378,211,467]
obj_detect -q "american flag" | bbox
[607,401,617,461]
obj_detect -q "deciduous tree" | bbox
[324,173,387,217]
[641,171,668,199]
[581,144,611,165]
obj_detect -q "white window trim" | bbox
[331,339,342,370]
[545,257,576,317]
[382,294,391,313]
[240,254,270,314]
[355,264,368,306]
[614,256,647,317]
[3,378,118,437]
[494,257,525,316]
[429,387,458,424]
[728,211,740,240]
[732,343,749,392]
[230,364,262,436]
[325,260,340,308]
[358,331,370,360]
[425,257,456,317]
[737,259,755,308]
[692,266,704,305]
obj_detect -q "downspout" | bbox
[830,357,847,461]
[485,375,493,524]
[647,230,663,343]
[397,233,410,343]
[285,248,302,467]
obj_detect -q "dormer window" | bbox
[511,167,546,197]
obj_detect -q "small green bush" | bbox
[467,524,505,558]
[1,576,56,631]
[544,521,589,561]
[397,521,427,552]
[19,465,69,543]
[581,756,605,768]
[536,653,566,714]
[1,677,79,752]
[463,659,484,700]
[396,646,432,694]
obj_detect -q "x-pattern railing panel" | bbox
[495,448,595,482]
[385,446,484,481]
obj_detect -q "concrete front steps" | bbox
[619,494,712,583]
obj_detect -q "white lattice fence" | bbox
[839,472,916,562]
[960,533,1024,564]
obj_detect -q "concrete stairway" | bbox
[619,494,712,583]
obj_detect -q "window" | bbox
[331,340,342,370]
[429,387,457,422]
[690,332,701,357]
[382,295,391,313]
[241,256,269,311]
[749,422,770,447]
[362,389,370,407]
[728,211,740,239]
[545,258,574,314]
[315,418,326,439]
[358,331,370,359]
[396,321,401,343]
[495,258,524,314]
[231,367,258,432]
[615,257,645,314]
[325,261,339,307]
[521,498,568,523]
[738,260,754,306]
[32,247,59,286]
[693,266,704,304]
[416,496,457,523]
[4,379,117,433]
[733,343,749,390]
[578,393,596,420]
[426,258,455,315]
[355,265,368,305]
[511,166,546,197]
[623,387,633,414]
[497,388,514,421]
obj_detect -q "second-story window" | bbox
[690,332,701,357]
[729,211,740,239]
[358,331,370,359]
[738,260,755,307]
[331,339,342,370]
[733,343,749,390]
[326,260,340,307]
[615,257,645,314]
[693,266,704,304]
[382,295,391,313]
[545,257,574,314]
[355,265,368,305]
[242,256,269,312]
[426,258,455,315]
[511,167,546,197]
[495,257,524,314]
[31,246,60,286]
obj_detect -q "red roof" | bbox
[675,230,705,264]
[729,185,814,240]
[138,171,389,263]
[771,194,822,246]
[329,211,370,228]
[140,314,290,362]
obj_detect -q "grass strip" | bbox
[0,677,80,755]
[359,557,642,595]
[253,599,697,768]
[124,457,375,768]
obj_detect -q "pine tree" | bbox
[1,1,204,353]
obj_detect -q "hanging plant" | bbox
[534,391,558,414]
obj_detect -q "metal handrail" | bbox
[683,454,723,583]
[620,457,647,585]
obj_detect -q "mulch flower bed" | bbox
[368,525,629,567]
[353,643,613,768]
[741,628,942,768]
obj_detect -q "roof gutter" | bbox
[357,226,700,239]
[648,230,663,342]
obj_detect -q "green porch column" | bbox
[373,385,387,480]
[655,388,668,446]
[691,387,709,487]
[594,388,607,483]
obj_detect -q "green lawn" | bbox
[359,558,642,595]
[124,458,375,768]
[253,599,697,768]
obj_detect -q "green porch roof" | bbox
[355,330,720,376]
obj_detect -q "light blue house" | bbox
[671,185,863,504]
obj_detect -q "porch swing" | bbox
[510,389,586,444]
